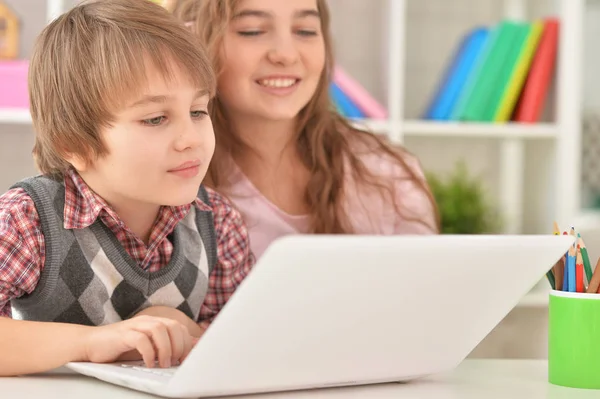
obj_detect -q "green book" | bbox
[460,21,520,122]
[450,25,500,120]
[483,22,531,121]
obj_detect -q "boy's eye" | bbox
[296,30,318,37]
[142,116,165,126]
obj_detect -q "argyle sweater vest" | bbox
[10,176,217,325]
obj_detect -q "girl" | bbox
[175,0,439,258]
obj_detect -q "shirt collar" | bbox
[62,169,208,230]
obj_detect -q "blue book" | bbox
[450,24,500,120]
[329,82,365,118]
[425,27,489,120]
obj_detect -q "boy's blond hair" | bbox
[29,0,216,178]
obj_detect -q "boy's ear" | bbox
[64,153,90,173]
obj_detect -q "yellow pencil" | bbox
[553,221,560,235]
[550,221,561,290]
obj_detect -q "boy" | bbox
[0,0,254,376]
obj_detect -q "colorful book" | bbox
[329,81,365,118]
[459,21,520,121]
[494,21,544,122]
[450,25,499,120]
[513,18,559,123]
[333,65,387,119]
[484,22,532,121]
[424,27,489,120]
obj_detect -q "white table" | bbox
[0,359,597,399]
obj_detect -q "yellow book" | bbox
[493,21,544,122]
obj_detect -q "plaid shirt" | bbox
[0,169,255,321]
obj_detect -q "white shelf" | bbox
[352,119,558,140]
[402,120,557,139]
[350,119,389,134]
[0,108,31,124]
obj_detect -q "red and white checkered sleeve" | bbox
[0,188,45,318]
[198,188,255,323]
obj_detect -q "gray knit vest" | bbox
[10,176,217,325]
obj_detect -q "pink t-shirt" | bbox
[225,151,438,259]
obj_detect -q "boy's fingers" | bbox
[134,320,172,368]
[125,331,155,368]
[165,322,185,363]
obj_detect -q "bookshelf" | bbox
[373,0,583,237]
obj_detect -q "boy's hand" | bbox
[135,306,204,338]
[83,316,194,368]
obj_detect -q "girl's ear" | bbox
[184,21,196,32]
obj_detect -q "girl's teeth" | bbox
[259,79,296,88]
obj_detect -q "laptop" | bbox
[66,234,574,398]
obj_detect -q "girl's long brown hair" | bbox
[175,0,439,234]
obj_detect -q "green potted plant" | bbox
[426,161,502,234]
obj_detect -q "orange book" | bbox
[513,18,559,123]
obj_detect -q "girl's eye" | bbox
[238,30,262,37]
[191,110,208,119]
[142,116,165,126]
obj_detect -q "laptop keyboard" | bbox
[120,362,178,377]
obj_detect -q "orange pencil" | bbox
[576,249,584,292]
[586,257,600,293]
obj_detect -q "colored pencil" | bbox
[567,245,576,292]
[554,256,564,293]
[562,232,569,291]
[546,221,560,289]
[553,221,560,235]
[577,235,594,285]
[586,257,600,293]
[546,267,556,289]
[576,249,584,292]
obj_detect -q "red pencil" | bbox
[576,249,584,293]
